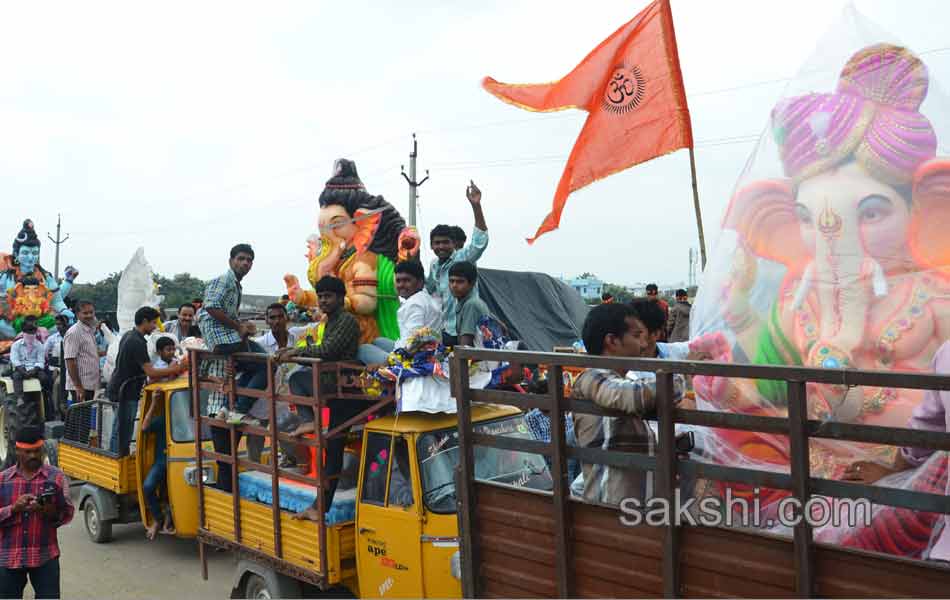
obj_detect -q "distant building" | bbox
[566,277,604,301]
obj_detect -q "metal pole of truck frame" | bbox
[401,133,429,227]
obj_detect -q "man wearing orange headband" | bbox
[0,427,74,598]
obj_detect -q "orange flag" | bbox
[483,0,693,243]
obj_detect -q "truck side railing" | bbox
[188,347,394,585]
[62,375,147,456]
[62,398,116,456]
[451,348,950,598]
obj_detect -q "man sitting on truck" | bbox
[275,276,361,521]
[449,261,496,348]
[572,303,684,507]
[9,316,52,428]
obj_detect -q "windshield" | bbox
[170,389,212,443]
[417,415,552,514]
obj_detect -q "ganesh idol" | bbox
[284,159,420,344]
[690,44,950,554]
[0,219,77,342]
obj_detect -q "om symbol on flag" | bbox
[602,64,646,114]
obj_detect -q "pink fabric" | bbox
[772,44,937,184]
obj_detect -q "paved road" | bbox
[30,487,234,599]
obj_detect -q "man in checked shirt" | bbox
[573,303,685,507]
[0,427,74,598]
[276,276,360,522]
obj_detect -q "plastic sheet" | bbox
[689,5,950,559]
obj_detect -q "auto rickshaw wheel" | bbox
[84,499,113,543]
[243,574,273,599]
[44,439,58,468]
[0,393,16,470]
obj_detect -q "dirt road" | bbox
[30,488,233,599]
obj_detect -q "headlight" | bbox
[450,550,461,580]
[183,465,216,487]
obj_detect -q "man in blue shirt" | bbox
[9,316,51,427]
[426,180,488,347]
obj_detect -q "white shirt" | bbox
[248,326,309,421]
[397,290,442,349]
[252,326,309,354]
[627,341,701,452]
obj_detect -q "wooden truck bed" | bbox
[201,487,357,587]
[471,475,950,598]
[59,442,137,495]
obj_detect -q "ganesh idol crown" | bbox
[686,42,950,557]
[0,219,78,343]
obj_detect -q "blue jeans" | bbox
[110,399,138,457]
[356,338,395,365]
[142,460,167,523]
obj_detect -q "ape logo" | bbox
[602,63,646,115]
[368,543,387,557]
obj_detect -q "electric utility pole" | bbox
[688,247,697,289]
[47,213,69,280]
[401,133,429,227]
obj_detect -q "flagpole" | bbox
[688,147,707,269]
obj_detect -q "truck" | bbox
[58,376,211,543]
[195,345,950,598]
[190,349,552,598]
[450,347,950,598]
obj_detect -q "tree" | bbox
[69,273,121,311]
[602,283,633,303]
[578,272,597,280]
[69,272,207,312]
[156,273,207,310]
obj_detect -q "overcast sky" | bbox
[2,0,948,295]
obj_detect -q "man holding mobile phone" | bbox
[0,427,74,598]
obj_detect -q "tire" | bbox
[243,574,274,600]
[84,499,113,543]
[0,399,15,470]
[44,439,58,468]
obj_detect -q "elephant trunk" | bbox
[804,205,877,354]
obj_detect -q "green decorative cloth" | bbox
[12,314,56,333]
[375,256,400,340]
[753,302,802,406]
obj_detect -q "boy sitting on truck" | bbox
[149,337,183,383]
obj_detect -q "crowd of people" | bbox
[0,169,733,597]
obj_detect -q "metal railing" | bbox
[188,347,394,585]
[450,348,950,598]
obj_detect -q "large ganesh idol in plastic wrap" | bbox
[284,159,420,344]
[691,41,950,558]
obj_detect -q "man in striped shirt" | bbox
[572,303,684,507]
[63,300,101,404]
[0,427,74,598]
